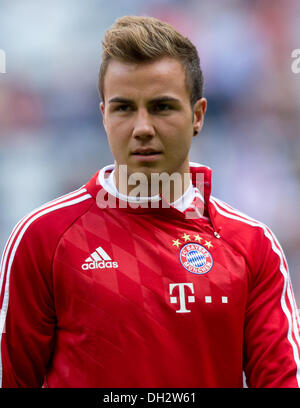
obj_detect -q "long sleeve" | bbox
[0,187,92,388]
[243,227,300,388]
[0,219,56,388]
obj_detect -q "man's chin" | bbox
[116,158,186,179]
[129,164,166,177]
[124,160,161,174]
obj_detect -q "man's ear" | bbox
[100,102,106,128]
[193,97,207,135]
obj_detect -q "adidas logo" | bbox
[81,246,118,270]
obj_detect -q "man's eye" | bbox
[154,103,172,112]
[116,105,132,112]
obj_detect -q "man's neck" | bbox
[114,164,192,203]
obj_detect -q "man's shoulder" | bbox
[9,186,94,248]
[1,182,100,278]
[209,195,274,257]
[210,195,267,231]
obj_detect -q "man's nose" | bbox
[132,109,155,140]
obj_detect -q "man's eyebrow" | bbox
[108,96,181,104]
[108,97,133,104]
[150,96,181,104]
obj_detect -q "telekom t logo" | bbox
[169,283,195,313]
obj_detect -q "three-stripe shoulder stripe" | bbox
[0,186,87,274]
[211,195,300,328]
[0,186,91,303]
[0,187,92,387]
[210,196,300,387]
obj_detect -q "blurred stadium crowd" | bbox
[0,0,300,301]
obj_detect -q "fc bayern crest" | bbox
[179,243,213,275]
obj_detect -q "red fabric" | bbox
[1,164,299,388]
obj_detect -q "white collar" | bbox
[98,164,197,212]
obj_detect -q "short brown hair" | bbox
[98,16,204,106]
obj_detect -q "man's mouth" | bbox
[131,149,162,161]
[132,149,162,156]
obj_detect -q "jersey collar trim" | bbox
[97,163,196,213]
[85,162,217,232]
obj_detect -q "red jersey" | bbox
[1,163,300,388]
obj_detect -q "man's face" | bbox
[100,57,206,180]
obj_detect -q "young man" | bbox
[1,16,300,388]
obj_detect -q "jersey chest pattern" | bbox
[49,207,248,386]
[53,208,248,327]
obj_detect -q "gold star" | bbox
[204,240,213,249]
[182,233,191,242]
[194,234,202,242]
[172,239,181,248]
